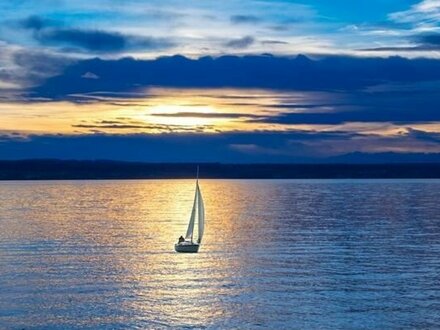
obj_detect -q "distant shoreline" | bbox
[0,160,439,180]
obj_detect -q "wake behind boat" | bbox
[175,167,205,253]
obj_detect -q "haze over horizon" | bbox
[1,0,439,162]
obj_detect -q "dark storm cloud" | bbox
[19,15,174,52]
[247,84,440,125]
[225,36,255,48]
[31,54,440,100]
[251,91,440,124]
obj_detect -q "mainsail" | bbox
[197,182,205,243]
[185,185,198,240]
[184,176,205,243]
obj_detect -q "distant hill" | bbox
[326,152,440,164]
[0,160,439,180]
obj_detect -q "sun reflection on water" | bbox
[2,179,440,328]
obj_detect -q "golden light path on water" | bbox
[0,180,255,327]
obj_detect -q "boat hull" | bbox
[175,243,200,253]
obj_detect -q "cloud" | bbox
[37,29,127,52]
[261,40,289,45]
[249,105,440,125]
[230,15,261,24]
[361,46,431,52]
[0,45,72,93]
[150,112,260,119]
[355,1,440,54]
[30,54,440,101]
[362,32,440,52]
[225,36,255,48]
[81,72,99,79]
[19,15,174,53]
[19,15,58,30]
[72,123,173,130]
[416,33,440,47]
[389,0,440,25]
[4,1,440,60]
[405,128,440,143]
[35,28,173,52]
[71,119,213,132]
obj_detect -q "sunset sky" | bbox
[1,0,439,162]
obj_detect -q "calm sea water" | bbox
[0,179,440,329]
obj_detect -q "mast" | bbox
[194,165,199,242]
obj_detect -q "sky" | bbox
[0,0,439,162]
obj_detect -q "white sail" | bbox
[197,182,204,243]
[185,185,198,240]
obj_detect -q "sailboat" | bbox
[175,167,205,253]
